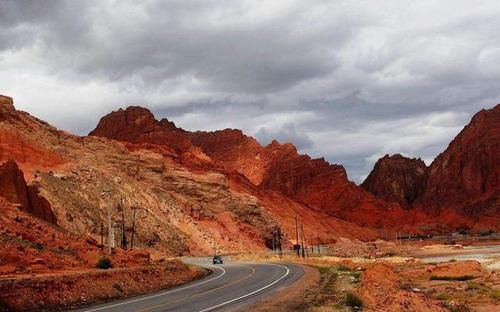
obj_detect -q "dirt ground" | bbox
[237,238,500,312]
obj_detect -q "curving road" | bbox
[74,258,304,312]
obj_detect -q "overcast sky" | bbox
[1,1,500,183]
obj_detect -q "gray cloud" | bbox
[1,0,500,183]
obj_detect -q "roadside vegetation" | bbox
[96,257,113,269]
[430,275,476,281]
[298,265,364,311]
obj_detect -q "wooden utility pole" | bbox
[107,206,113,254]
[277,227,283,259]
[100,223,104,247]
[295,216,300,258]
[119,197,128,249]
[130,208,137,250]
[300,223,306,259]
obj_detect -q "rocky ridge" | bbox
[363,105,499,227]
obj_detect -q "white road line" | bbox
[197,264,291,312]
[81,266,226,312]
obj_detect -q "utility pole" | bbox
[130,207,137,250]
[277,227,283,259]
[119,197,128,249]
[100,223,104,247]
[295,216,300,258]
[300,223,306,259]
[272,228,276,254]
[317,236,321,254]
[108,205,113,254]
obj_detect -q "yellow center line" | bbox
[135,265,256,312]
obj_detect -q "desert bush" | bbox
[345,292,363,310]
[96,257,113,269]
[430,275,475,281]
[436,293,450,300]
[336,265,351,271]
[444,302,471,312]
[491,289,500,301]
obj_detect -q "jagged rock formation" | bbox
[2,94,498,250]
[192,127,400,227]
[0,95,15,111]
[92,107,405,229]
[361,154,428,207]
[92,104,500,233]
[421,105,500,218]
[362,105,499,228]
[0,160,57,224]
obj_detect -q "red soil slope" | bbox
[0,197,150,276]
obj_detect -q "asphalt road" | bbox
[74,258,304,312]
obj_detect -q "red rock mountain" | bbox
[2,95,498,252]
[363,105,499,225]
[421,105,500,218]
[361,154,428,208]
[1,96,379,256]
[91,107,405,228]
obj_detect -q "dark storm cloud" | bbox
[1,0,500,183]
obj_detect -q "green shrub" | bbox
[345,292,363,309]
[430,275,475,281]
[337,264,351,271]
[491,289,500,301]
[436,293,450,300]
[96,257,113,269]
[30,242,44,250]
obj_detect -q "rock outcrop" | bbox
[361,154,428,207]
[89,106,195,154]
[0,160,57,224]
[0,95,15,111]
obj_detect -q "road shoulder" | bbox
[248,263,320,312]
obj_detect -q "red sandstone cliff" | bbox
[361,154,428,208]
[362,105,499,227]
[89,106,194,154]
[0,160,57,224]
[421,105,500,218]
